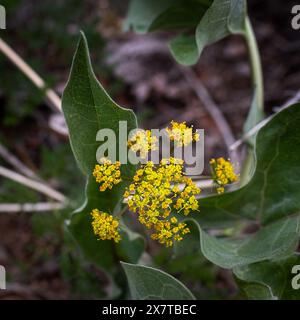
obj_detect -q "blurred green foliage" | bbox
[0,0,105,125]
[154,221,228,299]
[0,0,129,299]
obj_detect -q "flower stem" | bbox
[244,16,264,114]
[115,204,128,219]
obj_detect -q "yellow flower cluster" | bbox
[210,157,238,194]
[123,158,200,247]
[91,209,121,243]
[93,157,121,192]
[89,126,237,247]
[166,121,199,147]
[151,217,190,247]
[128,129,157,159]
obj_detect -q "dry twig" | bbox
[0,37,61,112]
[230,90,300,150]
[180,67,238,163]
[0,202,66,213]
[0,165,66,203]
[0,142,40,180]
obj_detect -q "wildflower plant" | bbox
[210,158,238,194]
[61,0,300,300]
[93,158,122,191]
[91,209,121,243]
[124,158,200,247]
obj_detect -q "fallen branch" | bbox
[180,67,238,163]
[230,117,269,150]
[0,165,67,203]
[0,202,66,213]
[0,142,40,180]
[0,39,70,205]
[230,90,300,151]
[273,90,300,111]
[0,37,61,112]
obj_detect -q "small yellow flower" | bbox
[151,220,190,247]
[128,129,157,159]
[166,121,199,147]
[123,157,201,247]
[91,209,121,243]
[210,158,238,194]
[93,157,122,192]
[216,187,225,194]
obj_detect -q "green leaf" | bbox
[62,32,139,272]
[195,0,246,61]
[62,32,137,176]
[67,185,116,271]
[184,217,300,269]
[126,0,246,66]
[121,262,196,300]
[195,103,300,229]
[169,34,199,66]
[149,0,211,31]
[171,0,246,65]
[125,0,211,33]
[178,105,300,272]
[116,224,146,264]
[234,254,300,299]
[228,0,247,33]
[124,0,175,33]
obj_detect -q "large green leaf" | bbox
[234,254,300,299]
[149,0,211,31]
[62,32,141,272]
[62,32,137,177]
[195,0,246,54]
[174,104,300,277]
[126,0,246,66]
[171,0,247,65]
[184,217,300,269]
[121,262,196,299]
[125,0,175,33]
[125,0,247,65]
[169,34,199,67]
[116,225,146,264]
[125,0,211,33]
[195,103,300,229]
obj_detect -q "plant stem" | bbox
[0,37,61,112]
[115,205,128,219]
[0,142,40,180]
[244,16,264,113]
[0,165,67,203]
[0,202,66,213]
[181,67,238,163]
